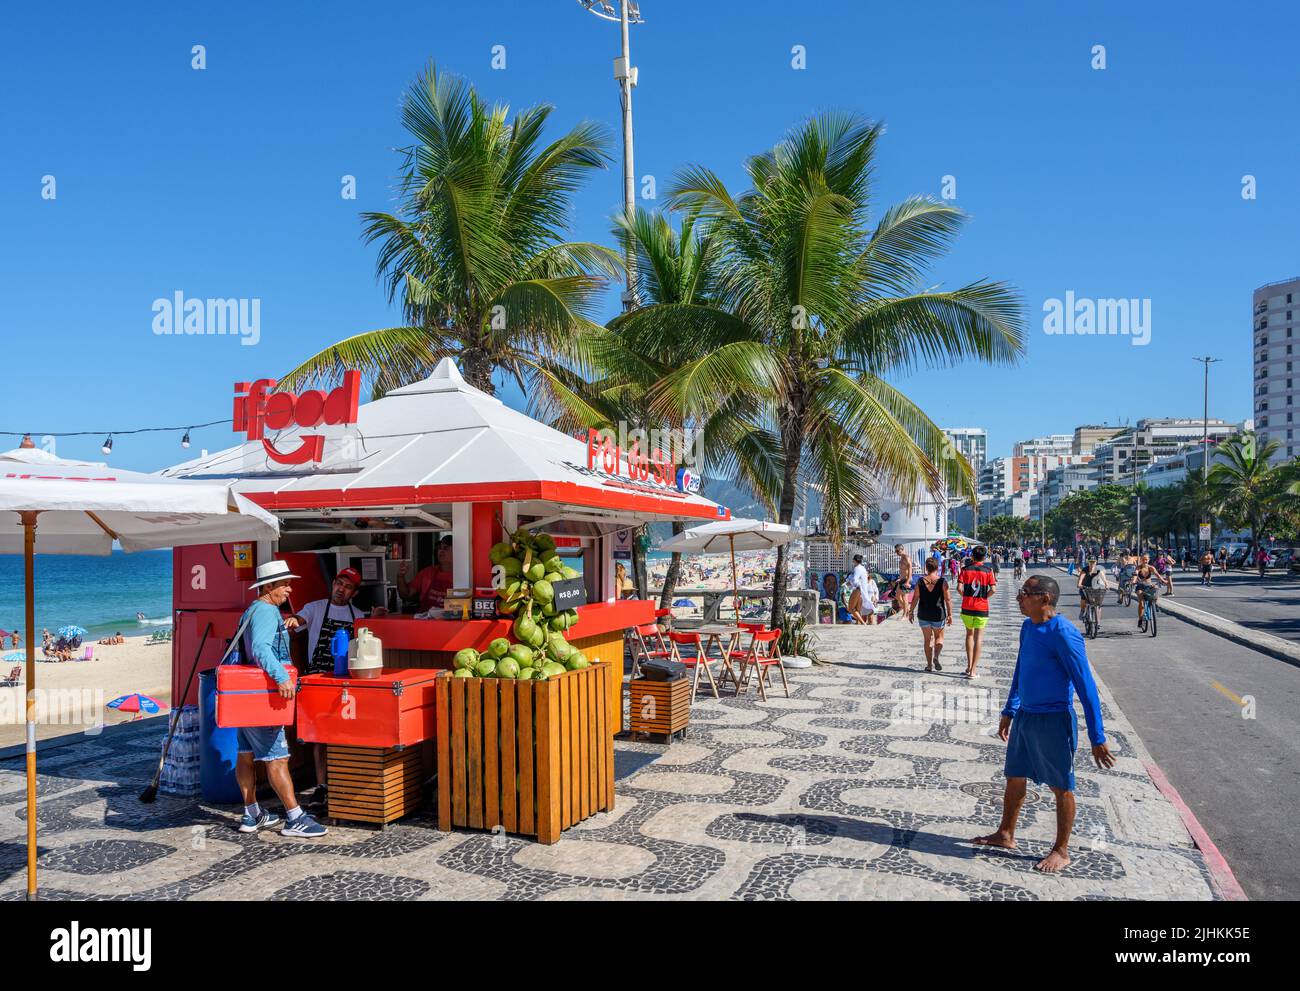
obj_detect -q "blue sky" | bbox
[2,0,1297,472]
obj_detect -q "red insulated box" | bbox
[295,668,439,748]
[215,666,298,728]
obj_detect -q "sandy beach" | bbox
[0,633,173,749]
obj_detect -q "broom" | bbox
[139,621,211,803]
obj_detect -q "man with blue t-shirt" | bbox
[972,574,1115,872]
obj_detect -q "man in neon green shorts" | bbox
[958,546,997,679]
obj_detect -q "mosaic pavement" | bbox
[0,590,1218,900]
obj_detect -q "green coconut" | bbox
[452,648,479,671]
[542,602,557,617]
[508,643,534,667]
[502,557,523,578]
[560,566,580,580]
[543,572,563,585]
[541,662,567,678]
[525,562,546,582]
[566,653,590,671]
[488,541,514,565]
[548,615,567,631]
[534,533,556,553]
[527,625,546,649]
[487,637,511,660]
[548,635,574,662]
[495,657,520,680]
[532,579,554,605]
[513,615,539,644]
[498,598,520,616]
[453,668,475,679]
[475,658,497,678]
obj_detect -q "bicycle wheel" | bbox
[1149,603,1158,637]
[1137,602,1147,632]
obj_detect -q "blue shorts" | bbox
[237,725,290,762]
[917,618,946,629]
[1004,710,1077,792]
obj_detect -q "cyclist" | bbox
[1013,554,1025,581]
[1114,549,1137,605]
[1133,554,1173,628]
[1076,558,1109,632]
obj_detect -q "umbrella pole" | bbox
[20,511,37,901]
[730,536,739,624]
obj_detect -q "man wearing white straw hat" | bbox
[235,560,327,837]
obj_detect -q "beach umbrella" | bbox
[672,598,694,607]
[106,693,166,717]
[0,444,279,901]
[56,625,87,640]
[659,519,801,622]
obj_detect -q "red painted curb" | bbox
[1143,759,1248,901]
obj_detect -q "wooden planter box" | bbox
[627,676,691,738]
[327,745,426,825]
[435,662,615,844]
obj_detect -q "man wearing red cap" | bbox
[285,568,386,809]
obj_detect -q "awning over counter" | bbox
[161,358,729,525]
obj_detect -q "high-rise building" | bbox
[1253,277,1300,462]
[942,427,987,475]
[1089,417,1238,483]
[1013,434,1073,458]
[980,453,1093,500]
[1072,425,1120,455]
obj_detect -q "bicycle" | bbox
[1081,586,1106,639]
[1136,584,1160,637]
[1116,577,1134,608]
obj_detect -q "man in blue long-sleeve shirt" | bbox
[972,574,1115,872]
[233,561,327,837]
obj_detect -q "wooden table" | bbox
[693,625,748,693]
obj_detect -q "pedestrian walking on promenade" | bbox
[972,574,1115,872]
[847,554,877,625]
[907,557,953,671]
[958,546,996,679]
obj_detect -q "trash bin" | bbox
[199,670,241,804]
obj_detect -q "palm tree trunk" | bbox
[769,418,803,630]
[658,521,685,610]
[461,347,495,395]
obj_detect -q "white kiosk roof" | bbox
[162,358,728,526]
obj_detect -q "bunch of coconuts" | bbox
[450,528,588,681]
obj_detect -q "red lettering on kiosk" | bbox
[233,370,361,465]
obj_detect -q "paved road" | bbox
[1049,569,1300,900]
[1159,571,1300,645]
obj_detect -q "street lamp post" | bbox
[579,1,643,312]
[1193,356,1220,552]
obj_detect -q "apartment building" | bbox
[1254,277,1300,462]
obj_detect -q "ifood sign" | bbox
[676,468,700,494]
[233,371,361,465]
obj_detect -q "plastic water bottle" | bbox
[331,628,350,677]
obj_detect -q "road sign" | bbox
[1199,523,1212,541]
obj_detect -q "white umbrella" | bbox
[0,445,279,900]
[659,518,801,621]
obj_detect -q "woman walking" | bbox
[907,558,953,671]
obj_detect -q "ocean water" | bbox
[0,549,173,641]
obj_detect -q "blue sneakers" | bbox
[281,812,328,838]
[238,810,282,833]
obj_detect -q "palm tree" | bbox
[1207,433,1286,559]
[279,63,622,397]
[535,206,781,607]
[636,114,1025,626]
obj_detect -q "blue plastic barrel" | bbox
[198,670,242,804]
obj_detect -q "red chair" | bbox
[735,629,787,701]
[653,607,674,632]
[666,631,719,702]
[629,623,677,681]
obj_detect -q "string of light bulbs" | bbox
[2,419,231,455]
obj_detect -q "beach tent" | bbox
[659,518,801,621]
[0,445,279,900]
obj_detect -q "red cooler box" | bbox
[296,668,439,748]
[215,666,298,728]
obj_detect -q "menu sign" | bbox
[551,578,587,611]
